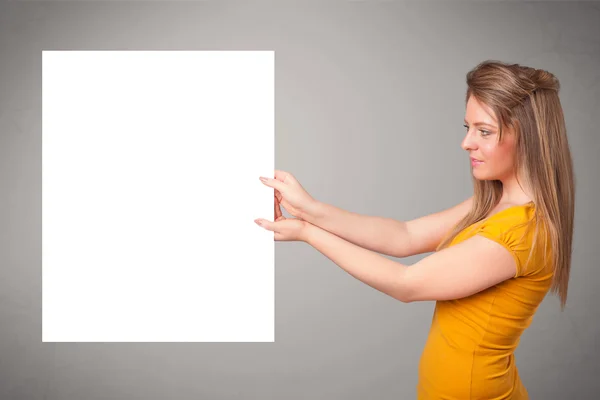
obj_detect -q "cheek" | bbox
[479,142,497,160]
[482,142,514,167]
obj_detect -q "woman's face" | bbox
[461,96,517,181]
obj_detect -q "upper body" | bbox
[257,61,573,400]
[416,202,554,400]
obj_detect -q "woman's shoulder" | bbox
[477,202,552,277]
[485,201,536,224]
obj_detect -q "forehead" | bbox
[465,96,498,127]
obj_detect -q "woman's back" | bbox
[417,203,554,399]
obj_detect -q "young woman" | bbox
[254,60,575,399]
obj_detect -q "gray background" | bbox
[1,1,599,399]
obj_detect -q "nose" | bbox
[461,130,476,151]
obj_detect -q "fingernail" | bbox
[259,177,267,182]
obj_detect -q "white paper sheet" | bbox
[42,51,274,342]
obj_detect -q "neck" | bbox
[499,171,533,205]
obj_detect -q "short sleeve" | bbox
[475,212,537,278]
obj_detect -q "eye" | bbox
[464,124,491,136]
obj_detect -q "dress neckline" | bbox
[451,202,535,245]
[481,201,535,223]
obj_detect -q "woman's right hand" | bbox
[259,170,318,221]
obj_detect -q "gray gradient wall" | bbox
[1,1,599,399]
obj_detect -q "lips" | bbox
[470,157,483,162]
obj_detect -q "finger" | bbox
[259,176,284,192]
[275,169,294,184]
[274,195,283,219]
[274,169,287,181]
[254,218,275,232]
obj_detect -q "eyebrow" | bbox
[463,120,497,128]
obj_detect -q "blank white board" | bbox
[42,51,274,342]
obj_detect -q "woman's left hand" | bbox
[254,188,311,242]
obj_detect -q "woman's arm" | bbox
[303,222,517,302]
[303,196,473,258]
[303,201,411,258]
[303,221,409,301]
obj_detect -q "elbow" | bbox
[395,292,415,303]
[394,270,415,303]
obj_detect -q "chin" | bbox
[472,169,493,180]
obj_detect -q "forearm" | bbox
[302,200,409,258]
[303,223,411,302]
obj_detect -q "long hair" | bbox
[436,60,575,310]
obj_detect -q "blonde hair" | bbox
[436,60,575,310]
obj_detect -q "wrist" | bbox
[301,199,323,223]
[300,220,317,243]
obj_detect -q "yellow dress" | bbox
[417,203,554,399]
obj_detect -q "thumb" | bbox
[255,218,276,232]
[259,176,284,192]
